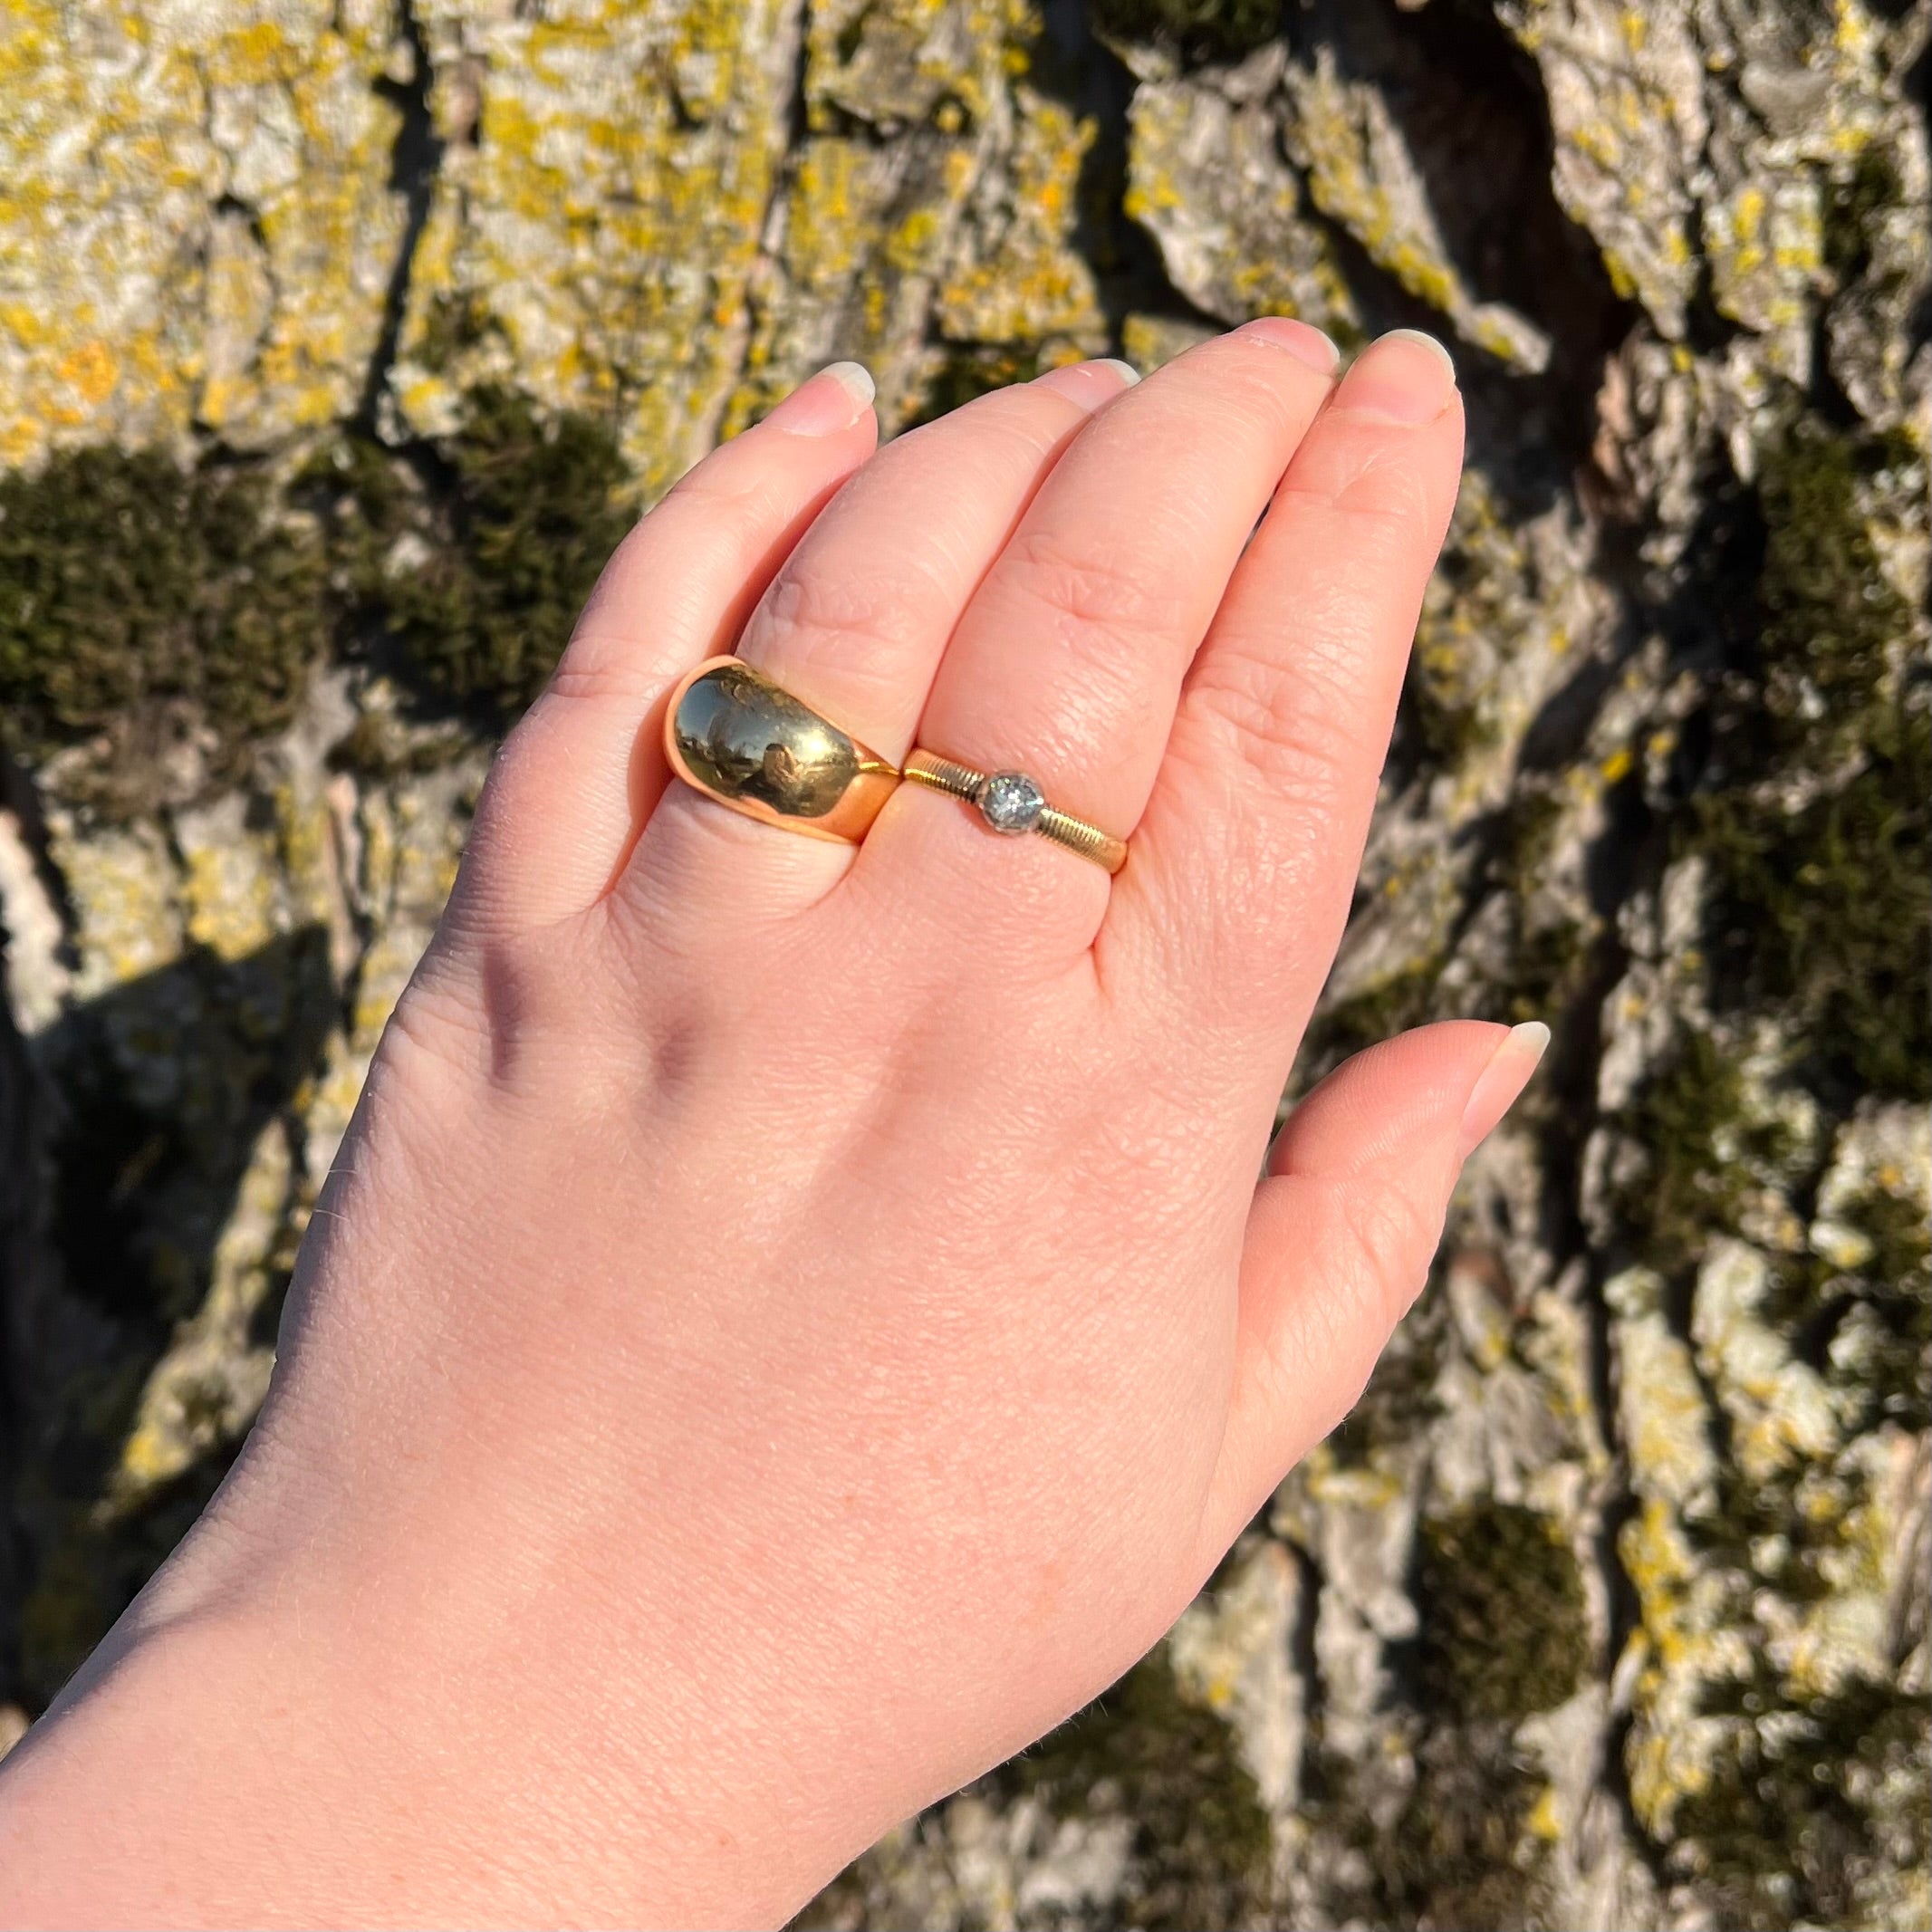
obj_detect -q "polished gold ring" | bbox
[664,657,899,843]
[902,750,1128,874]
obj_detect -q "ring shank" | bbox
[897,751,980,803]
[902,749,1128,874]
[1035,805,1128,873]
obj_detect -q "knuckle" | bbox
[538,654,650,706]
[389,922,608,1101]
[382,964,495,1088]
[745,555,945,683]
[1187,642,1371,799]
[657,457,756,521]
[466,739,541,864]
[1308,1171,1443,1338]
[753,565,920,654]
[1274,441,1437,540]
[1004,525,1190,651]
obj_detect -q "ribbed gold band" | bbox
[901,749,1128,875]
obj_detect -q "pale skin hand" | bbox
[0,322,1545,1928]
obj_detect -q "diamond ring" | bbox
[901,750,1128,874]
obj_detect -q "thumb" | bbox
[1198,1018,1549,1555]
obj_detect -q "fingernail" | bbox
[1237,315,1341,375]
[1456,1021,1549,1160]
[1033,357,1141,411]
[1334,329,1456,423]
[762,360,876,435]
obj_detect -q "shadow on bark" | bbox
[0,925,335,1710]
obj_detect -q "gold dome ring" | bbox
[664,658,900,844]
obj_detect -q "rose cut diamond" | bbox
[977,770,1045,835]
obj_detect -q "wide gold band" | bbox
[664,658,899,843]
[901,750,1128,874]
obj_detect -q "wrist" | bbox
[0,1527,870,1929]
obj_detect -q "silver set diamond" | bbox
[898,746,1126,872]
[975,771,1047,835]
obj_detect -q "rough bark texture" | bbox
[2,2,1927,1926]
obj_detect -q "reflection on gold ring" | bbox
[663,657,900,844]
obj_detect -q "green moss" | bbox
[1395,1731,1553,1932]
[1671,1668,1930,1931]
[1505,914,1592,1027]
[1500,783,1567,889]
[1009,1648,1273,1927]
[1294,1503,1583,1926]
[0,386,628,801]
[1415,1501,1589,1722]
[329,385,634,719]
[1405,678,1492,768]
[1830,1182,1932,1428]
[1482,788,1598,1026]
[1770,1178,1932,1433]
[0,447,328,817]
[408,291,503,376]
[1616,1028,1800,1274]
[1090,0,1283,62]
[1754,424,1918,746]
[1303,1725,1553,1931]
[1403,557,1509,769]
[323,709,476,779]
[1697,718,1929,1102]
[1689,420,1930,1101]
[1697,1463,1846,1607]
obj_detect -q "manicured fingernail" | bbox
[763,360,876,435]
[1456,1021,1549,1160]
[1033,357,1141,411]
[1334,329,1456,423]
[1238,315,1341,374]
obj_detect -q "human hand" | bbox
[0,322,1543,1927]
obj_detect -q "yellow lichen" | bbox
[935,90,1101,347]
[0,1,405,462]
